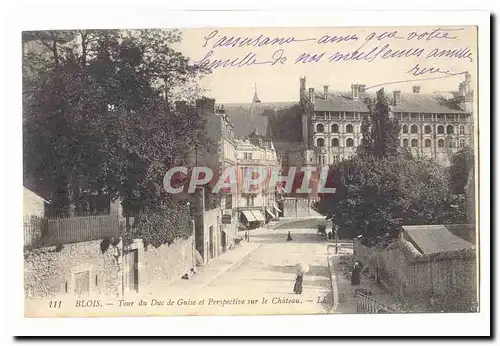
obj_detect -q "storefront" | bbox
[240,209,266,229]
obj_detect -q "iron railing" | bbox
[355,291,398,314]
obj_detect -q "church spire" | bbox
[252,83,261,103]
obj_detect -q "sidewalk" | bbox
[161,241,261,295]
[328,247,400,313]
[161,221,290,295]
[160,217,327,296]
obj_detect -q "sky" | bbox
[175,26,477,103]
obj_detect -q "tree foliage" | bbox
[448,147,474,194]
[23,29,210,217]
[358,88,400,159]
[121,200,193,248]
[313,155,466,240]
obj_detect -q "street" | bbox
[138,218,335,316]
[201,224,334,315]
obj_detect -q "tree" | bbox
[448,147,474,194]
[313,155,466,241]
[23,29,210,218]
[358,111,372,156]
[358,88,400,158]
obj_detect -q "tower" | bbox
[459,72,473,113]
[299,76,306,99]
[252,83,261,103]
[250,83,262,135]
[299,77,310,151]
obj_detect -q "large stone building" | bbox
[299,74,474,167]
[234,137,281,230]
[218,76,474,172]
[186,98,240,262]
[187,98,281,261]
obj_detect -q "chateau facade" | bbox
[299,74,474,167]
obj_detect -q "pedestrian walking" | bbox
[244,231,248,242]
[293,274,303,294]
[287,231,293,241]
[351,261,361,285]
[294,263,309,294]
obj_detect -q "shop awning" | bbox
[274,203,282,213]
[241,210,258,222]
[265,208,276,219]
[252,210,266,222]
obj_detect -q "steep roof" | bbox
[444,224,476,245]
[313,91,468,114]
[391,93,467,114]
[23,186,50,204]
[402,225,474,254]
[314,92,370,112]
[218,102,296,139]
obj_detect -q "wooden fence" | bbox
[23,214,120,249]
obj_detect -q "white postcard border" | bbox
[3,5,491,338]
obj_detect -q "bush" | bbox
[121,201,192,248]
[315,154,467,242]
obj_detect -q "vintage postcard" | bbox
[22,24,480,319]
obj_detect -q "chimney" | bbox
[459,82,465,96]
[464,72,471,95]
[393,90,401,106]
[412,85,421,94]
[460,72,473,112]
[323,85,329,99]
[309,88,315,103]
[351,84,359,99]
[215,104,226,114]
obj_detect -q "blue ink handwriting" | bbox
[407,63,459,77]
[365,31,405,42]
[426,47,473,62]
[406,28,462,41]
[295,52,325,64]
[195,49,287,70]
[202,30,316,50]
[316,34,359,44]
[364,70,467,91]
[327,44,424,63]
